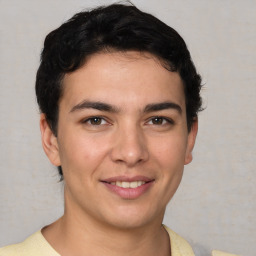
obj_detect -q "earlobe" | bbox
[40,114,61,166]
[184,118,198,165]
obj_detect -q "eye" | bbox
[147,116,173,125]
[83,117,108,126]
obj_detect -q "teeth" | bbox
[110,181,146,188]
[122,181,130,188]
[130,181,138,188]
[137,181,143,186]
[116,181,122,187]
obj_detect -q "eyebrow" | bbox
[70,100,119,113]
[70,100,182,114]
[144,102,182,114]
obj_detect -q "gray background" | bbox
[0,0,255,255]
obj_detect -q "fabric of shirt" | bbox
[0,226,239,256]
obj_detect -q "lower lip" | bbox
[102,182,154,200]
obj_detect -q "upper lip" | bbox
[101,175,154,183]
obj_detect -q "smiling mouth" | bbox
[108,181,146,188]
[101,178,154,199]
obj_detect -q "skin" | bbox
[40,51,198,256]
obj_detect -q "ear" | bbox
[184,118,198,165]
[40,114,61,166]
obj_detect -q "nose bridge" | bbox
[110,120,149,166]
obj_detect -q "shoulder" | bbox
[164,225,195,256]
[163,226,240,256]
[0,231,42,256]
[0,231,60,256]
[212,250,241,256]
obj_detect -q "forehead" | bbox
[61,51,185,111]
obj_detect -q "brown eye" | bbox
[83,117,108,126]
[90,117,102,125]
[151,117,164,125]
[147,116,173,126]
[89,117,104,125]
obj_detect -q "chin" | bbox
[101,205,164,230]
[107,217,151,230]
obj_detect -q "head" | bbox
[36,3,202,179]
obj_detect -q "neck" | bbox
[42,206,171,256]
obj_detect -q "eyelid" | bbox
[81,116,111,125]
[146,116,174,125]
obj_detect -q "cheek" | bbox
[57,131,110,175]
[150,134,188,165]
[151,137,186,201]
[150,134,187,190]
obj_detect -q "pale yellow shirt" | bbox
[0,226,240,256]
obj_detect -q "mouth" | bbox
[100,176,155,199]
[108,180,146,189]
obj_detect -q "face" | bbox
[41,51,197,230]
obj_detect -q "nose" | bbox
[110,124,149,167]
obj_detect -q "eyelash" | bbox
[82,116,174,126]
[82,116,109,126]
[146,116,174,126]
